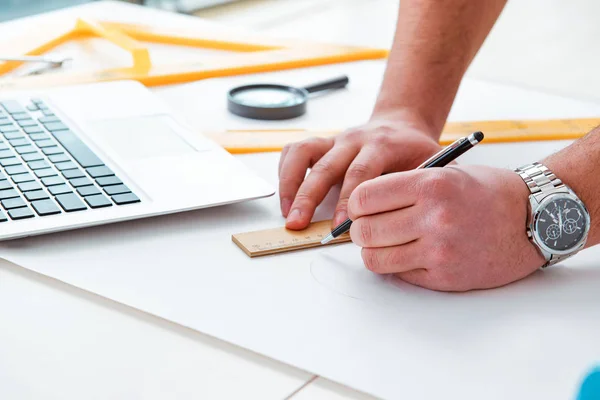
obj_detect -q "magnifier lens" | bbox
[231,88,304,108]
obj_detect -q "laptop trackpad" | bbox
[89,115,200,160]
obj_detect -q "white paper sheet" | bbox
[2,63,600,399]
[310,246,403,304]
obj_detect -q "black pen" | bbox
[320,131,485,245]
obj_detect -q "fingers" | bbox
[350,206,422,248]
[278,138,333,217]
[394,269,431,287]
[361,240,425,274]
[286,145,359,230]
[278,144,291,175]
[333,145,387,226]
[347,169,426,220]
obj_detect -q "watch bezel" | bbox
[530,191,591,256]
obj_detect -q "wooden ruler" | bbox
[232,220,351,257]
[207,117,600,154]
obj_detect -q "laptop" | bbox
[0,80,274,240]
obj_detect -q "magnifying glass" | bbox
[227,75,349,120]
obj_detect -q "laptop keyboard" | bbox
[0,98,140,222]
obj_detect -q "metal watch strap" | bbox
[514,162,571,267]
[515,162,565,200]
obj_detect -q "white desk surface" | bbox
[1,1,599,399]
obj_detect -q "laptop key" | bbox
[43,122,69,132]
[0,210,7,222]
[2,197,26,210]
[24,190,49,202]
[9,138,29,147]
[104,184,131,196]
[0,118,12,126]
[55,193,87,212]
[36,139,56,148]
[0,189,19,200]
[21,152,44,162]
[48,184,72,196]
[31,199,61,216]
[41,176,65,187]
[48,153,69,163]
[1,158,22,167]
[18,181,42,192]
[28,160,50,170]
[0,149,14,159]
[69,177,92,187]
[50,130,104,168]
[0,126,19,135]
[38,116,60,124]
[26,104,38,112]
[55,161,78,171]
[3,131,24,140]
[0,180,13,190]
[96,176,122,186]
[86,165,113,178]
[5,165,28,175]
[77,185,101,197]
[62,169,85,179]
[0,142,9,151]
[42,146,63,156]
[112,192,140,205]
[34,168,57,178]
[23,126,44,134]
[12,173,34,184]
[17,119,38,128]
[85,194,112,209]
[12,113,30,121]
[29,133,50,141]
[15,145,37,155]
[1,100,25,114]
[8,206,35,220]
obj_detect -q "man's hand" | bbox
[347,165,546,292]
[278,113,441,230]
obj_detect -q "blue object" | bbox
[577,368,600,400]
[0,0,93,22]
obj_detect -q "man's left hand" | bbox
[347,165,546,291]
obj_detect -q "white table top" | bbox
[1,1,599,399]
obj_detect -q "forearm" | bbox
[544,129,600,246]
[373,0,507,137]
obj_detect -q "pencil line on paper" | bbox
[283,375,318,400]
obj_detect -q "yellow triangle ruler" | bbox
[0,17,388,90]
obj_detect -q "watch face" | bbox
[535,197,588,251]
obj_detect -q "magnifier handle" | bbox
[302,76,349,94]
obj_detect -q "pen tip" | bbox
[321,233,334,245]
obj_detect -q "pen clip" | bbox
[417,136,468,169]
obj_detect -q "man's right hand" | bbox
[278,112,442,230]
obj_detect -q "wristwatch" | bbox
[514,162,590,268]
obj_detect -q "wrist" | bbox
[541,157,597,248]
[369,107,441,141]
[506,168,549,268]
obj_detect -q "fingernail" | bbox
[281,198,292,216]
[287,209,302,223]
[333,211,347,226]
